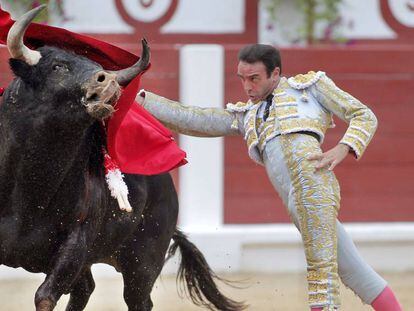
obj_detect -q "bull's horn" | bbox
[112,38,150,86]
[7,5,45,65]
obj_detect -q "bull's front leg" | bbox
[34,225,93,311]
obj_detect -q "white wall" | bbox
[259,0,414,45]
[178,45,225,230]
[57,0,245,34]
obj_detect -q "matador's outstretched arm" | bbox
[138,91,240,137]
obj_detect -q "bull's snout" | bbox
[84,71,121,120]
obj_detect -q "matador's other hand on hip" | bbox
[308,143,351,171]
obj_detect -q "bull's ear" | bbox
[9,58,34,81]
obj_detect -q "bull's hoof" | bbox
[36,299,55,311]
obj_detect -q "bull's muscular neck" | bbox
[0,79,104,215]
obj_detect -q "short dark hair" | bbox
[238,44,282,76]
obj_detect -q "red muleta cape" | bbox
[0,6,187,175]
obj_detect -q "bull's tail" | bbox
[168,229,246,311]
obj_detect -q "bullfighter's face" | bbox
[237,60,280,103]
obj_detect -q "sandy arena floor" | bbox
[0,271,413,310]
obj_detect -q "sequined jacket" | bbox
[140,71,378,165]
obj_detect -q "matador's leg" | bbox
[264,133,395,309]
[264,133,340,310]
[336,221,387,304]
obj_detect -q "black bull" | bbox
[0,6,245,311]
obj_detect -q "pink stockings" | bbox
[310,286,402,311]
[371,286,403,311]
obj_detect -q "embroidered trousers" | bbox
[263,133,387,310]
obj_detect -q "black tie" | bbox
[263,93,274,121]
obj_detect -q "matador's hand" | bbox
[136,90,146,105]
[308,144,351,171]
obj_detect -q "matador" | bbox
[138,44,402,311]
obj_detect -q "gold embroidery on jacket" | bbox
[274,106,298,117]
[278,118,324,141]
[288,71,324,89]
[244,105,260,158]
[314,75,377,158]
